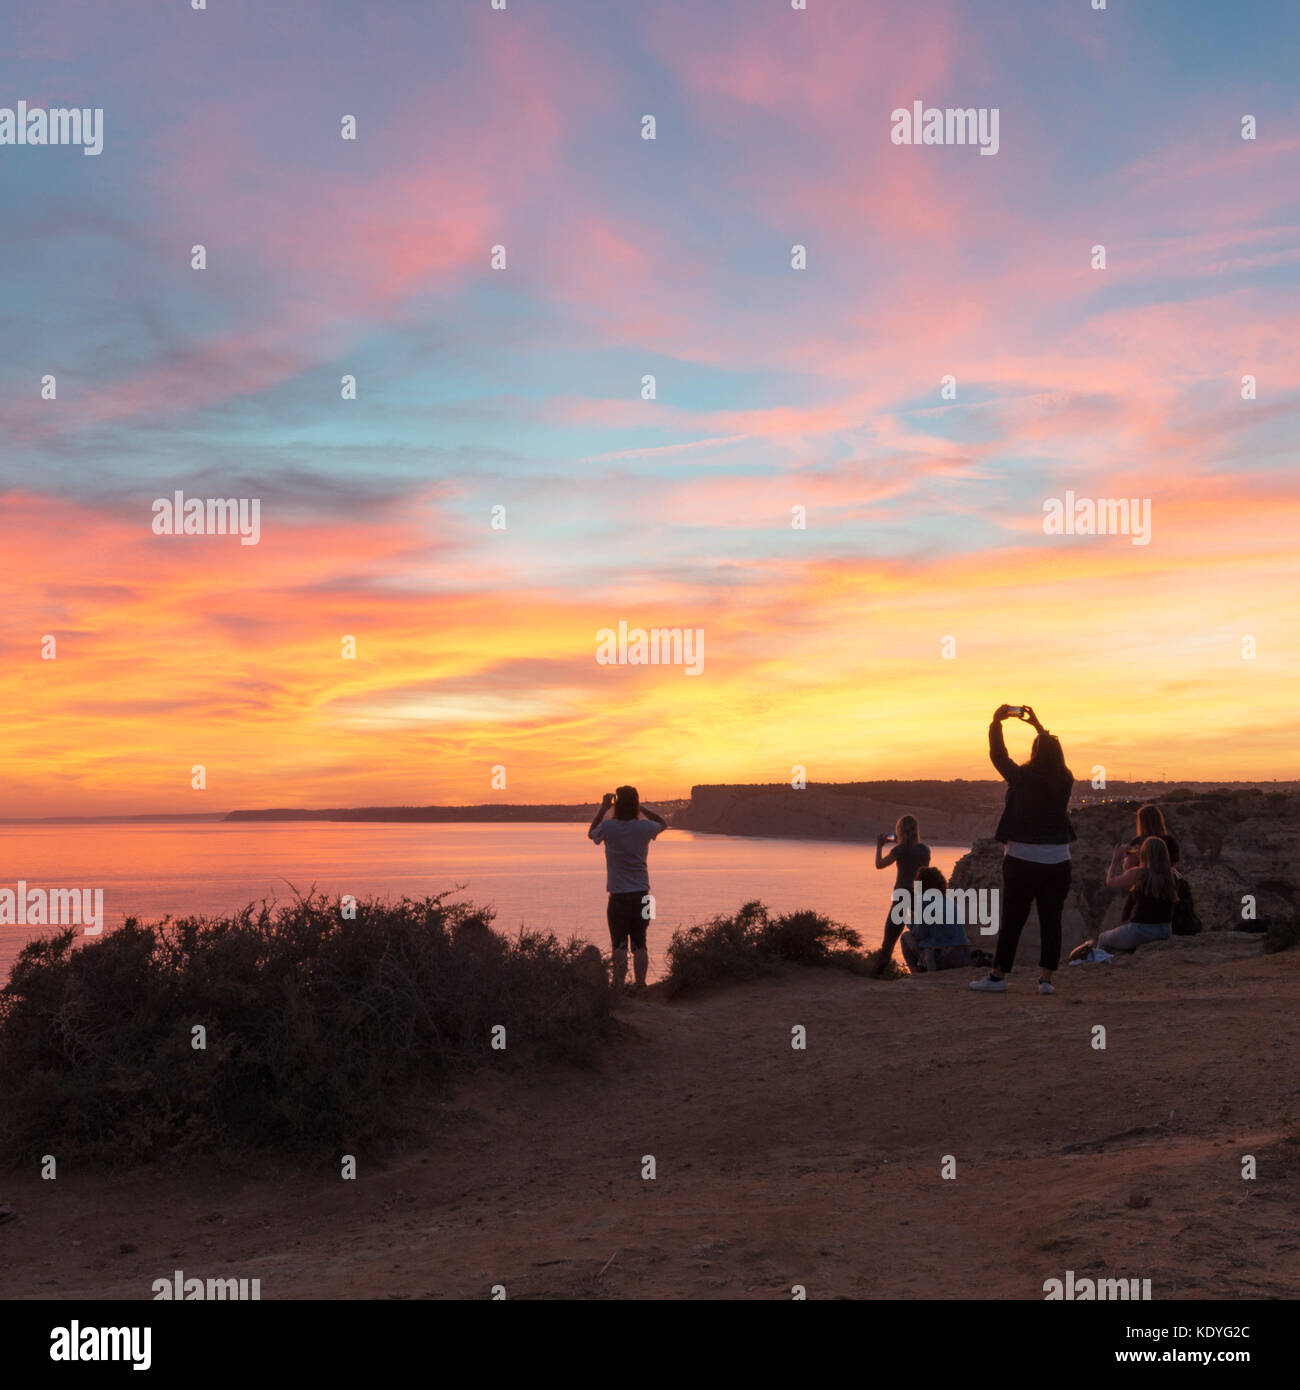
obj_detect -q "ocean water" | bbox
[0,821,967,984]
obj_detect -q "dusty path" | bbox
[2,935,1297,1300]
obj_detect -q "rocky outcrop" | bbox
[950,790,1300,961]
[670,781,1280,848]
[672,782,998,844]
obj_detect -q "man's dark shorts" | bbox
[607,891,648,950]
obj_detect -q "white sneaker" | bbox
[1038,979,1055,995]
[970,973,1007,992]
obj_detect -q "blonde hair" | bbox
[1139,835,1176,903]
[896,815,920,846]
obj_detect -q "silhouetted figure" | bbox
[873,814,931,974]
[1069,835,1177,961]
[587,785,668,992]
[971,705,1075,995]
[1118,803,1180,923]
[900,866,972,973]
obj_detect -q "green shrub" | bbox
[0,894,611,1165]
[663,901,867,997]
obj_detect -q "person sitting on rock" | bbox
[1124,803,1180,867]
[1069,835,1178,962]
[900,867,972,973]
[1118,804,1180,923]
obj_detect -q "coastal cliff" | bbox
[950,789,1300,958]
[672,781,1002,843]
[669,780,1283,847]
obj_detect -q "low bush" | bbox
[0,894,612,1164]
[663,900,868,997]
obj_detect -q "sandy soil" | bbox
[2,933,1298,1300]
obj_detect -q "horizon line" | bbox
[5,777,1298,825]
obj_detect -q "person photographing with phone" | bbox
[971,705,1076,995]
[587,786,669,993]
[872,813,931,975]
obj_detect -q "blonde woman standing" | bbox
[873,814,931,975]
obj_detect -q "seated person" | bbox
[1069,836,1178,961]
[900,867,972,973]
[1118,804,1179,922]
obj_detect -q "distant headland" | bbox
[223,801,691,823]
[218,780,1299,843]
[7,783,1295,832]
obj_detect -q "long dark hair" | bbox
[1028,732,1071,783]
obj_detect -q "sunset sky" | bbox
[3,0,1299,816]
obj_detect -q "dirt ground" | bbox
[2,933,1298,1300]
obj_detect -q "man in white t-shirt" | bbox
[588,785,668,992]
